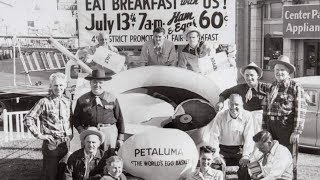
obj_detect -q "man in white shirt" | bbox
[249,130,293,180]
[208,94,254,180]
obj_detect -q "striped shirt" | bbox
[24,95,72,138]
[262,79,307,134]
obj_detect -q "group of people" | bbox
[23,25,307,180]
[202,55,307,180]
[140,26,221,72]
[24,69,126,180]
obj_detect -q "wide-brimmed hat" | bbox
[80,127,105,145]
[183,26,202,40]
[269,55,295,74]
[240,62,263,78]
[85,69,115,81]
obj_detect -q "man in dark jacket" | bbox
[64,127,105,180]
[73,69,124,153]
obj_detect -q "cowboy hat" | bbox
[269,55,295,74]
[183,26,202,40]
[85,69,115,81]
[80,127,105,145]
[240,62,263,78]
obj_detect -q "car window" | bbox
[305,89,318,107]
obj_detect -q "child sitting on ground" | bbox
[188,146,224,180]
[100,156,127,180]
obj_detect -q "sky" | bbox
[0,0,76,36]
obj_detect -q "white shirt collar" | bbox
[227,109,243,122]
[84,149,96,160]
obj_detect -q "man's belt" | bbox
[97,123,114,128]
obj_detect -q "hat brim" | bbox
[269,60,295,74]
[84,76,112,81]
[80,129,105,145]
[240,66,263,78]
[183,30,202,40]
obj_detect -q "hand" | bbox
[38,134,54,143]
[290,133,300,144]
[213,155,225,165]
[239,157,250,167]
[251,172,264,180]
[215,102,224,112]
[116,140,124,149]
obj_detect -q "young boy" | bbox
[188,146,224,180]
[100,156,127,180]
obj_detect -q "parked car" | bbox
[293,76,320,149]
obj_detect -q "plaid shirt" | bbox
[24,95,72,138]
[262,79,307,134]
[188,167,223,180]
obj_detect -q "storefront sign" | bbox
[77,0,236,46]
[283,4,320,39]
[118,128,198,180]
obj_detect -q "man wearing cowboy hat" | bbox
[262,55,307,179]
[263,55,307,152]
[73,69,124,154]
[140,27,177,66]
[64,127,106,180]
[215,62,271,133]
[178,26,214,72]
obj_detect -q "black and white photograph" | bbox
[0,0,320,179]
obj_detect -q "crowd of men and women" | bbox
[23,26,307,180]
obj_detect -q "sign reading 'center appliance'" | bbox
[283,4,320,39]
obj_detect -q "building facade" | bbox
[247,0,320,81]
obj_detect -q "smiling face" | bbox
[274,64,290,82]
[107,161,123,178]
[199,152,213,171]
[187,31,200,48]
[256,140,272,154]
[153,31,165,46]
[228,95,243,118]
[244,69,259,88]
[90,79,105,95]
[84,134,100,155]
[50,77,66,97]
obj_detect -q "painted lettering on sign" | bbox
[78,0,236,46]
[134,148,183,157]
[283,5,320,39]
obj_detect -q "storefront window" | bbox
[270,3,282,18]
[263,34,283,70]
[304,42,320,76]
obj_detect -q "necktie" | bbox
[154,46,162,55]
[262,153,270,166]
[245,88,253,102]
[268,85,279,109]
[95,96,103,106]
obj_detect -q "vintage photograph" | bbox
[0,0,320,179]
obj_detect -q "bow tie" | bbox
[94,96,103,106]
